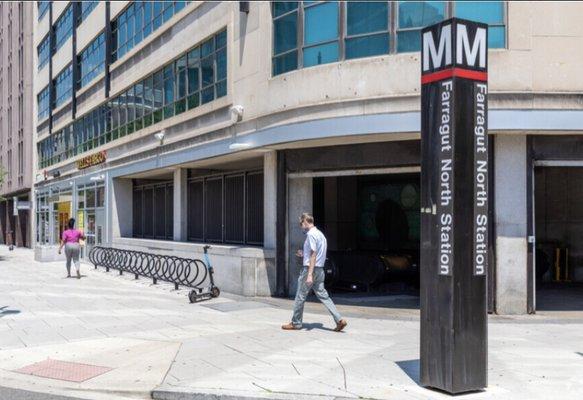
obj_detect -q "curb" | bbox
[151,387,357,400]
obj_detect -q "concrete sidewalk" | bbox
[1,246,582,400]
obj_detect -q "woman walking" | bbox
[58,218,85,279]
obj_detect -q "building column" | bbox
[111,177,133,240]
[263,151,277,249]
[287,177,313,296]
[173,168,187,241]
[495,134,528,315]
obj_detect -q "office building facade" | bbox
[0,1,34,248]
[32,1,583,314]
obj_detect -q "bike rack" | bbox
[88,246,219,302]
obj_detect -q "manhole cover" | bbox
[15,359,112,382]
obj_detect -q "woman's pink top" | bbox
[62,229,83,244]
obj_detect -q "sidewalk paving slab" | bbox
[2,246,583,400]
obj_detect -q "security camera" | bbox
[154,130,165,145]
[230,105,244,122]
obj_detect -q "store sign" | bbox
[420,18,488,394]
[77,151,107,170]
[16,201,31,210]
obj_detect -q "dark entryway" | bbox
[313,173,420,295]
[535,167,583,311]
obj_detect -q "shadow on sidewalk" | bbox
[301,323,337,332]
[395,359,420,384]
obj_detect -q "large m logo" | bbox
[422,19,487,73]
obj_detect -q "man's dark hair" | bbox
[67,218,76,229]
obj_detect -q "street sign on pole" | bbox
[420,18,489,394]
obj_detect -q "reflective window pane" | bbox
[37,35,50,70]
[397,30,421,53]
[38,28,228,169]
[216,30,227,49]
[54,5,73,51]
[201,56,214,87]
[112,0,185,61]
[304,2,339,45]
[455,1,504,25]
[455,1,505,48]
[303,41,339,67]
[488,26,505,48]
[188,64,200,94]
[53,64,73,108]
[273,51,298,76]
[96,186,105,207]
[201,38,214,57]
[273,1,298,18]
[347,1,388,36]
[79,33,105,88]
[216,49,227,81]
[346,33,389,60]
[398,1,445,29]
[273,11,298,55]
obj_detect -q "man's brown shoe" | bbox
[281,323,301,330]
[334,319,347,332]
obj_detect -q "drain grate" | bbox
[15,359,113,382]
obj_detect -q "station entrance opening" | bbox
[535,166,583,311]
[314,173,420,295]
[287,167,421,299]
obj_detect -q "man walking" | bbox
[282,213,347,332]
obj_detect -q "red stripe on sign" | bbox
[421,68,488,84]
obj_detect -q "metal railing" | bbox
[88,246,209,290]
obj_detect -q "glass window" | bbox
[303,41,339,67]
[126,87,135,124]
[37,34,50,70]
[454,1,505,48]
[86,188,96,209]
[135,81,144,118]
[112,1,189,62]
[37,27,227,169]
[96,186,105,207]
[37,85,50,121]
[273,1,298,18]
[201,55,214,88]
[273,10,297,56]
[163,65,174,104]
[304,2,339,46]
[345,1,389,60]
[38,1,50,21]
[272,2,298,76]
[302,2,339,67]
[79,1,98,24]
[78,32,105,88]
[270,1,503,75]
[53,64,73,109]
[397,1,446,53]
[143,76,153,114]
[54,5,73,52]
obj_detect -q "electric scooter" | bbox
[188,245,221,303]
